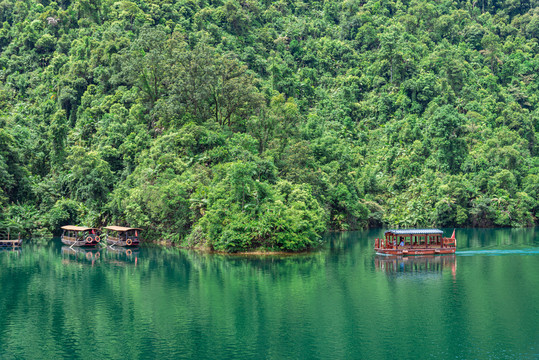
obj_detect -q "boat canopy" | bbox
[384,229,443,235]
[61,225,98,231]
[103,226,142,232]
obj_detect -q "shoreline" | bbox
[152,240,315,256]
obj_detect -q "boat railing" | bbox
[63,234,98,242]
[375,238,391,249]
[376,238,455,249]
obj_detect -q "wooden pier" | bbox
[0,231,22,247]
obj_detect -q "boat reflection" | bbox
[105,246,140,266]
[375,254,457,278]
[61,246,102,265]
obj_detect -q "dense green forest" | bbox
[0,0,538,251]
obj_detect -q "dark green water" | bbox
[0,228,537,359]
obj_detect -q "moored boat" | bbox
[103,226,141,247]
[374,229,456,256]
[61,226,101,247]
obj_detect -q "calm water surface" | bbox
[0,228,537,359]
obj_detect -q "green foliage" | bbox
[45,198,84,233]
[190,174,326,252]
[1,0,539,248]
[428,105,467,174]
[65,147,113,204]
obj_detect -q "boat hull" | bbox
[61,238,99,247]
[375,247,456,256]
[106,238,139,247]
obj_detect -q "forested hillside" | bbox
[1,0,538,251]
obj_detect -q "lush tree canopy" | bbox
[1,0,538,251]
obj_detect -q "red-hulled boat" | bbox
[374,229,456,256]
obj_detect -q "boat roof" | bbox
[61,225,99,231]
[103,226,142,232]
[384,229,443,235]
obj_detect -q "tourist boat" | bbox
[60,226,101,247]
[0,230,22,247]
[374,229,456,256]
[103,226,141,247]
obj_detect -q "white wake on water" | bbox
[456,248,539,256]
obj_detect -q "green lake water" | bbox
[0,228,537,359]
